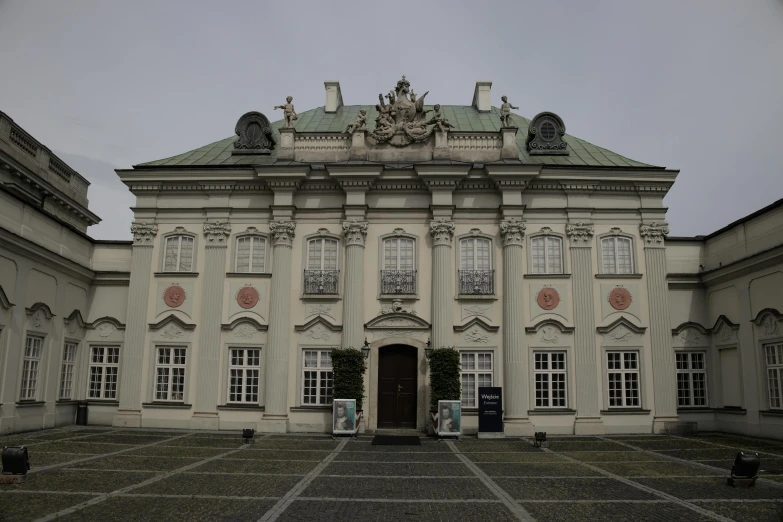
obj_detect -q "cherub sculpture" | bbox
[274,96,298,128]
[428,104,455,133]
[345,110,367,133]
[499,95,519,128]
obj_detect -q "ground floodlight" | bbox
[242,428,255,443]
[2,446,30,475]
[727,451,760,486]
[534,432,547,448]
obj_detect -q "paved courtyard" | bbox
[1,428,782,521]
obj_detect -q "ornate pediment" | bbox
[598,317,646,345]
[88,316,126,340]
[671,322,710,347]
[712,315,739,346]
[525,318,574,335]
[365,312,430,330]
[454,317,499,333]
[751,308,782,338]
[295,316,341,343]
[149,314,196,332]
[221,317,268,332]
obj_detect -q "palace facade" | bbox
[1,78,781,438]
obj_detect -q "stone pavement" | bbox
[1,428,782,521]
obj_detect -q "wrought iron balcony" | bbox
[458,269,495,295]
[380,270,417,295]
[303,270,340,295]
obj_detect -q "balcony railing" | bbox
[458,269,495,295]
[380,270,417,295]
[303,270,340,295]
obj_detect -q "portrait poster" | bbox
[437,400,461,436]
[332,399,356,435]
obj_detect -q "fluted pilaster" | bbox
[342,220,368,349]
[500,218,531,434]
[640,222,678,427]
[194,222,231,415]
[430,219,455,348]
[566,222,602,432]
[264,220,296,419]
[117,223,158,420]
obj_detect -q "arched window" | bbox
[530,236,563,274]
[235,235,266,273]
[601,236,634,274]
[164,235,194,272]
[304,238,339,294]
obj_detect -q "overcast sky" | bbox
[1,0,782,240]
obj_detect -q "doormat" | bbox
[371,435,422,446]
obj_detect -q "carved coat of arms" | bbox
[370,76,442,147]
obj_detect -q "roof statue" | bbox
[371,76,442,147]
[345,109,367,133]
[499,96,519,128]
[274,96,298,128]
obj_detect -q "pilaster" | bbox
[500,217,532,435]
[192,221,231,429]
[115,222,158,427]
[565,222,603,434]
[640,222,678,431]
[261,220,296,432]
[430,219,455,348]
[342,220,368,349]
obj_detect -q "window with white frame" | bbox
[676,352,707,407]
[531,236,564,274]
[601,236,634,274]
[460,238,491,271]
[235,236,266,273]
[534,352,567,408]
[302,349,333,405]
[764,342,783,410]
[307,238,339,270]
[607,351,640,407]
[228,348,261,404]
[20,335,43,400]
[163,235,194,272]
[88,346,120,399]
[59,342,78,400]
[383,237,414,271]
[460,352,493,408]
[155,346,187,402]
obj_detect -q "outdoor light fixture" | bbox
[425,337,433,360]
[242,429,255,444]
[1,446,30,475]
[534,432,547,448]
[727,451,760,486]
[362,338,370,359]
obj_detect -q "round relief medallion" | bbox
[609,287,632,310]
[537,287,560,311]
[236,286,259,309]
[163,285,186,308]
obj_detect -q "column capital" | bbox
[269,220,296,247]
[203,221,231,247]
[130,221,158,246]
[639,222,670,248]
[499,217,526,247]
[565,222,595,247]
[342,220,369,247]
[429,218,455,246]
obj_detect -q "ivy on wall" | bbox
[429,347,461,410]
[331,348,367,411]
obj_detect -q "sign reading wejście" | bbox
[478,387,503,433]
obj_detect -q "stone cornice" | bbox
[26,302,55,319]
[203,221,231,247]
[429,218,455,246]
[342,220,369,246]
[131,221,158,246]
[639,222,670,248]
[269,220,296,247]
[149,313,197,331]
[0,228,94,282]
[565,222,595,247]
[499,217,526,246]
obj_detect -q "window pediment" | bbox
[365,313,430,330]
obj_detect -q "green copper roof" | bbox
[136,106,655,168]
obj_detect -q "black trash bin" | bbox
[76,401,88,425]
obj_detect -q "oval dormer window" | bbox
[540,120,557,141]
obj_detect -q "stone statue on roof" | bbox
[499,95,519,128]
[274,96,298,128]
[370,76,437,146]
[345,110,367,133]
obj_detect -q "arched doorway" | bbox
[377,344,418,429]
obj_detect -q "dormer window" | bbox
[526,112,569,155]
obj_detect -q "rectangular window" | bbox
[676,352,708,407]
[607,351,640,407]
[460,238,491,271]
[59,342,78,400]
[601,237,633,274]
[228,348,261,404]
[88,346,120,399]
[765,342,783,410]
[307,238,339,270]
[164,235,194,272]
[302,349,333,405]
[460,352,493,408]
[383,238,414,270]
[20,335,44,400]
[155,346,187,402]
[534,352,567,408]
[531,236,563,274]
[236,236,266,273]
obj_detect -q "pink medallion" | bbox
[609,287,632,310]
[164,285,185,308]
[537,288,560,311]
[236,286,259,309]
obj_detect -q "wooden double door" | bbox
[377,345,418,429]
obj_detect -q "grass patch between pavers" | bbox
[55,496,278,522]
[520,501,715,522]
[242,439,340,451]
[68,455,203,471]
[28,452,85,467]
[232,449,332,461]
[322,461,474,476]
[281,500,518,521]
[159,437,242,448]
[656,448,746,461]
[124,445,228,458]
[477,462,602,477]
[12,469,159,493]
[497,477,658,501]
[632,476,783,500]
[191,458,318,474]
[546,440,633,452]
[618,438,714,450]
[333,451,460,462]
[466,452,569,463]
[302,476,495,500]
[564,451,668,462]
[692,501,783,522]
[134,473,301,497]
[591,460,722,477]
[78,434,174,445]
[457,441,542,453]
[42,441,137,454]
[0,492,98,522]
